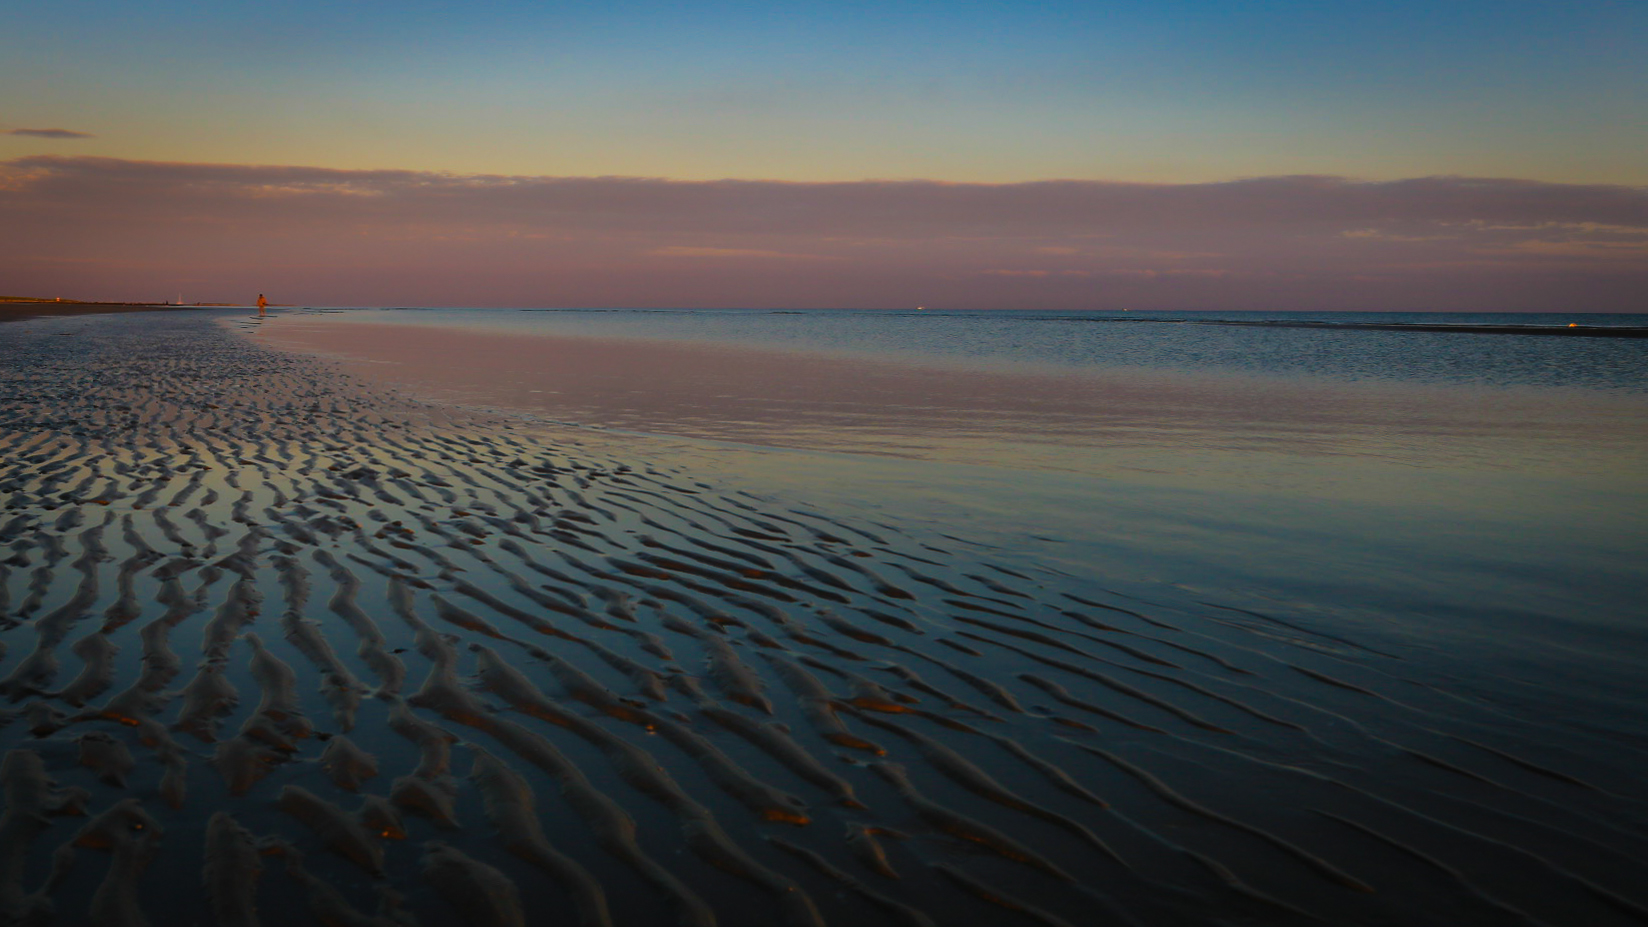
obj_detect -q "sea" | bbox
[255,307,1648,707]
[4,303,1645,925]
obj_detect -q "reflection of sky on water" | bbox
[258,317,1648,492]
[252,311,1648,675]
[343,307,1648,393]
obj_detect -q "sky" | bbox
[2,0,1645,309]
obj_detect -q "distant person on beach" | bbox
[257,294,268,315]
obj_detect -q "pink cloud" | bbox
[1,156,1643,310]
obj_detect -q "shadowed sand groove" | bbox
[0,310,1645,926]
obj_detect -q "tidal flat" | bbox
[0,309,1645,927]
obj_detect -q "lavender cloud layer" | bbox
[4,156,1644,310]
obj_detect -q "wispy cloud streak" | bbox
[6,128,95,139]
[2,156,1644,309]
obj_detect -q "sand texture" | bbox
[0,311,1644,926]
[0,302,198,325]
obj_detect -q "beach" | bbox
[0,301,202,324]
[2,307,1646,927]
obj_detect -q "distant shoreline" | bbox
[0,297,240,323]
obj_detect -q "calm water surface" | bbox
[253,307,1648,699]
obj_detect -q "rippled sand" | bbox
[0,311,1644,927]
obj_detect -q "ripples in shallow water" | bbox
[0,309,1640,925]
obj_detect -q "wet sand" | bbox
[0,302,208,325]
[1,310,1645,926]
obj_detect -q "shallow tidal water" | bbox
[259,307,1648,680]
[0,308,1644,927]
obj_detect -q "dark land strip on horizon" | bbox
[0,297,241,324]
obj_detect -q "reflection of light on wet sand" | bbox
[255,313,1648,657]
[257,316,1648,497]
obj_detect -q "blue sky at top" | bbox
[3,0,1643,182]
